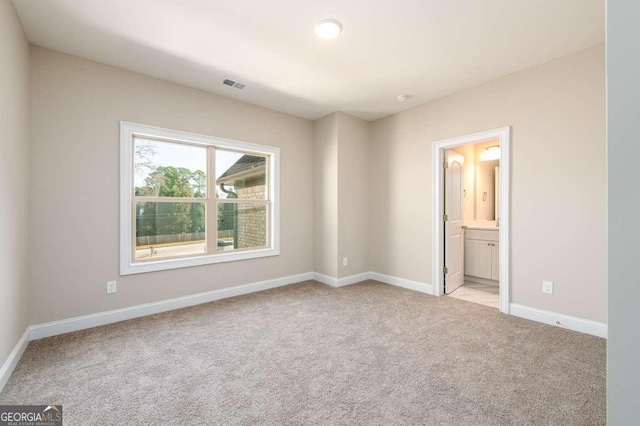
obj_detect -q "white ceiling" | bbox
[13,0,604,121]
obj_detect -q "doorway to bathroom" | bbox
[431,127,511,313]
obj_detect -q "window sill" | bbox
[120,246,279,275]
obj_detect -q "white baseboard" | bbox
[510,303,607,338]
[370,272,434,295]
[1,272,605,395]
[464,275,499,286]
[30,272,314,340]
[313,272,371,288]
[312,272,339,287]
[0,328,31,394]
[313,271,434,296]
[337,272,371,287]
[24,268,372,347]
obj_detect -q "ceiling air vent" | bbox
[222,79,246,90]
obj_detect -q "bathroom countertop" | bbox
[464,225,499,231]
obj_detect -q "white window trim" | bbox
[120,121,280,275]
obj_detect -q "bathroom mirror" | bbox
[475,159,499,221]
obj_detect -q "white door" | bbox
[444,150,464,294]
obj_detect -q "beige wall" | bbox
[337,113,370,278]
[18,36,606,329]
[314,112,371,278]
[313,113,339,277]
[29,46,314,324]
[370,44,606,322]
[607,1,640,423]
[0,0,30,366]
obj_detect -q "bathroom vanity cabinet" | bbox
[464,228,499,281]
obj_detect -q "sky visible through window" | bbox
[134,137,243,189]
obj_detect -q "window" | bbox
[120,122,279,275]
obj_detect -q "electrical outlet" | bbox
[106,280,117,294]
[542,280,553,295]
[343,257,348,267]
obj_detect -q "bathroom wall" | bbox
[451,140,499,224]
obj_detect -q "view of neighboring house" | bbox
[217,154,268,250]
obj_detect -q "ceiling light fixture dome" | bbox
[480,145,501,161]
[315,19,342,39]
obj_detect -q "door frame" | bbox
[432,126,511,314]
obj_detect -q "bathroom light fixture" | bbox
[315,19,342,39]
[480,145,500,161]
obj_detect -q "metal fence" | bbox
[136,232,205,246]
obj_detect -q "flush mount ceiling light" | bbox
[480,145,501,161]
[397,95,408,102]
[315,19,342,39]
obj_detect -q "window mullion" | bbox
[133,196,201,203]
[212,199,267,204]
[206,146,217,254]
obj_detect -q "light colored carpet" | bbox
[0,280,605,425]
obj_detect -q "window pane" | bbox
[216,150,266,199]
[217,203,267,251]
[134,137,207,198]
[135,202,206,259]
